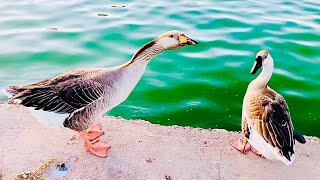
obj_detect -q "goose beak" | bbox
[251,56,263,74]
[178,33,199,46]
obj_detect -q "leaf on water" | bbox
[98,13,109,16]
[46,28,58,31]
[111,5,126,8]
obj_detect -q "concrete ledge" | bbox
[0,103,319,179]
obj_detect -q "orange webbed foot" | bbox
[250,146,264,157]
[230,139,251,154]
[86,139,111,158]
[80,132,111,158]
[86,124,104,140]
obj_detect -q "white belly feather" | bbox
[243,110,295,165]
[31,109,69,128]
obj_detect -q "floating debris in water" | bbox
[110,5,126,8]
[15,158,54,180]
[97,13,109,16]
[185,1,198,5]
[46,27,58,31]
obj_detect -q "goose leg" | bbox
[230,138,251,154]
[80,132,111,158]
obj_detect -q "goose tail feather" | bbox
[294,131,306,144]
[2,89,14,98]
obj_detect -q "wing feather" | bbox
[11,69,105,115]
[247,93,294,161]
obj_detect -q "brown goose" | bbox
[230,50,306,165]
[2,30,198,157]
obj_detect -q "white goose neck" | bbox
[250,55,274,90]
[117,40,165,81]
[129,40,165,64]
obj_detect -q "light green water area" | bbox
[0,0,319,136]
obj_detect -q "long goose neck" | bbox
[250,56,274,90]
[122,40,165,67]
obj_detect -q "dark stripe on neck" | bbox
[130,40,155,62]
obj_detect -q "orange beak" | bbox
[178,33,199,46]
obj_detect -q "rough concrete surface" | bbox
[0,104,319,180]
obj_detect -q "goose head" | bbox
[155,30,199,50]
[251,50,273,74]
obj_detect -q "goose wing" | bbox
[10,69,104,114]
[246,93,294,160]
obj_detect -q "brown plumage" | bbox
[8,68,106,130]
[244,90,294,161]
[232,50,305,165]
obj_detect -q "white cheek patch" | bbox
[159,38,179,49]
[262,60,268,66]
[262,55,272,66]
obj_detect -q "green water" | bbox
[0,0,319,137]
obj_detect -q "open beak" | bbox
[250,56,263,74]
[178,33,199,46]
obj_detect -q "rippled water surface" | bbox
[0,0,319,136]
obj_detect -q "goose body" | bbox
[5,65,145,131]
[243,86,295,164]
[231,50,305,165]
[3,30,199,157]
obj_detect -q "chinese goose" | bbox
[230,50,306,165]
[2,30,199,157]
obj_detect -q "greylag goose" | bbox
[230,50,306,165]
[2,30,199,157]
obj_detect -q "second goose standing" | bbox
[230,50,306,165]
[3,30,199,157]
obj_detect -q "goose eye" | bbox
[169,34,174,38]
